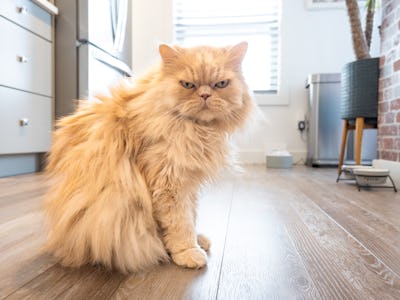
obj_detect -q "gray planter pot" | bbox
[340,57,380,120]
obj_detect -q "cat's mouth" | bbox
[201,102,209,110]
[175,97,227,124]
[194,98,229,122]
[196,108,221,123]
[177,109,217,125]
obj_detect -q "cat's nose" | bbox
[200,93,211,100]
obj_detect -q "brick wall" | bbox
[379,0,400,161]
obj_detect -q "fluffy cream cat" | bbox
[44,42,254,273]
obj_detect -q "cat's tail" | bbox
[44,166,169,274]
[44,189,169,273]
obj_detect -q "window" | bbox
[174,0,281,93]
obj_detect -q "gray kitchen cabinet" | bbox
[0,17,52,96]
[0,0,57,177]
[0,86,51,154]
[0,0,52,40]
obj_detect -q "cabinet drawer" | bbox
[0,0,51,41]
[0,86,52,154]
[0,16,52,96]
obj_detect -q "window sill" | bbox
[253,90,289,106]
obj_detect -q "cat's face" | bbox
[159,43,249,124]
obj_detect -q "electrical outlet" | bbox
[298,120,306,131]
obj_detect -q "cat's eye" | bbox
[215,80,229,88]
[180,81,195,89]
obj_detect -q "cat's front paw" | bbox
[197,234,211,252]
[171,247,207,269]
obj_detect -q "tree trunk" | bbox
[364,0,375,51]
[345,0,371,60]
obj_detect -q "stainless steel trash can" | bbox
[305,73,377,167]
[306,73,342,166]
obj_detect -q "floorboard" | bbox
[1,166,400,299]
[216,176,321,300]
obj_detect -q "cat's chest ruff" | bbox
[162,123,227,169]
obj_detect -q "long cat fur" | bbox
[44,42,254,273]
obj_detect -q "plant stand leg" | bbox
[337,120,349,182]
[355,117,364,165]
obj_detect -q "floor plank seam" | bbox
[108,276,126,299]
[280,207,324,299]
[304,187,400,280]
[288,173,400,279]
[275,174,324,298]
[307,177,400,250]
[55,267,102,299]
[332,187,400,232]
[3,263,57,299]
[214,180,235,300]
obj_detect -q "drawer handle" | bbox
[16,55,29,63]
[16,6,28,14]
[19,118,29,126]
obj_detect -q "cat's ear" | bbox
[227,42,248,69]
[159,44,180,65]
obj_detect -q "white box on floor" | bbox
[266,151,293,169]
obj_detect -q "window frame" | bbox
[173,0,282,98]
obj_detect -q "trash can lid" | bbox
[306,73,341,88]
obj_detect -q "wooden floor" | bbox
[1,165,400,299]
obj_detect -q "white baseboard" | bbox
[291,151,307,165]
[236,150,307,165]
[372,159,400,187]
[236,150,265,164]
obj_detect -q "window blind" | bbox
[174,0,281,93]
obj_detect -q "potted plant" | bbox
[341,0,379,120]
[337,0,379,175]
[345,0,377,60]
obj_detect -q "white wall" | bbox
[131,0,174,74]
[131,0,380,164]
